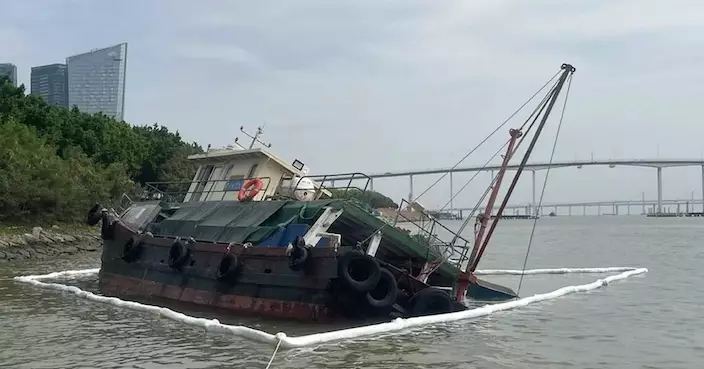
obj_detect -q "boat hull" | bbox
[98,271,335,321]
[98,216,348,322]
[93,204,467,323]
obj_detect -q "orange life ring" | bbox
[238,177,263,201]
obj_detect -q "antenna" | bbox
[240,125,272,149]
[233,137,246,150]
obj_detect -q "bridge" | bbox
[438,197,703,217]
[310,158,704,216]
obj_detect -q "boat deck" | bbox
[138,199,465,283]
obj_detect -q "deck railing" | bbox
[272,172,374,202]
[142,177,275,203]
[140,172,375,204]
[304,172,372,192]
[391,198,473,272]
[115,193,134,215]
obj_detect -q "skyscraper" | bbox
[31,63,68,108]
[67,43,127,121]
[0,63,18,86]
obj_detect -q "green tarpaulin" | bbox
[147,198,461,279]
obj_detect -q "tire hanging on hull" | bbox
[168,240,190,270]
[288,236,309,272]
[121,235,143,263]
[337,249,381,293]
[86,203,102,226]
[365,267,398,310]
[100,212,115,240]
[216,253,241,283]
[408,287,454,317]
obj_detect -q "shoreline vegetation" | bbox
[0,78,403,261]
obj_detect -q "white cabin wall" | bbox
[256,159,288,200]
[183,155,294,203]
[205,158,259,201]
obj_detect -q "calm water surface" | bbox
[1,216,702,368]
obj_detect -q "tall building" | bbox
[67,43,127,121]
[0,63,18,86]
[31,63,68,108]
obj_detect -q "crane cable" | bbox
[409,70,561,204]
[440,76,559,217]
[447,76,560,241]
[435,76,558,215]
[517,73,574,295]
[355,70,561,247]
[423,76,563,276]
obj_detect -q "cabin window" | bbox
[223,163,260,192]
[225,174,245,192]
[222,165,234,180]
[190,165,215,201]
[247,164,259,179]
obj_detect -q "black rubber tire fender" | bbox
[365,267,398,309]
[121,235,143,263]
[168,240,190,269]
[337,250,381,293]
[409,287,454,317]
[216,253,241,282]
[288,244,309,271]
[86,203,102,226]
[100,214,115,240]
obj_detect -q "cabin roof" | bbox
[187,147,302,176]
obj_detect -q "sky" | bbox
[4,0,704,210]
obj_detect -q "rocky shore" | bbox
[0,226,102,262]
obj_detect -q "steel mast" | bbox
[454,63,576,302]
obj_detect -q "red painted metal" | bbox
[454,129,521,302]
[99,272,338,322]
[468,128,522,273]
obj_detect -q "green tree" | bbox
[0,79,201,185]
[0,119,135,223]
[0,78,200,223]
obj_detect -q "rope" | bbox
[517,74,574,295]
[265,338,282,369]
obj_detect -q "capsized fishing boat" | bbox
[86,63,575,322]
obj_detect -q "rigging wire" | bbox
[409,71,561,204]
[446,77,560,241]
[517,74,574,295]
[449,85,557,271]
[423,75,564,276]
[437,139,510,213]
[355,70,561,247]
[466,65,575,274]
[440,77,559,216]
